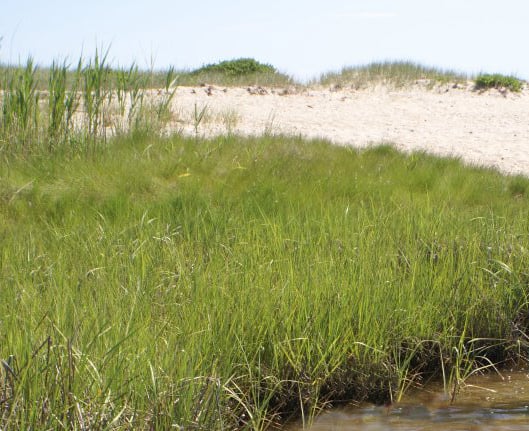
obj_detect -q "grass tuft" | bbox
[475,73,523,92]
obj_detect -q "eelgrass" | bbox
[1,134,529,429]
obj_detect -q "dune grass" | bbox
[1,132,529,429]
[174,69,294,87]
[3,60,464,92]
[0,56,293,96]
[318,61,469,89]
[5,46,529,101]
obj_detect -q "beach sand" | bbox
[168,82,529,176]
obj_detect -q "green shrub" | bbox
[191,58,276,76]
[475,73,523,92]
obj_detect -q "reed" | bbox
[0,52,181,156]
[81,48,111,144]
[115,63,146,134]
[1,58,40,152]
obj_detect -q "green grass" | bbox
[2,51,529,429]
[0,51,178,154]
[177,58,293,87]
[175,69,293,87]
[318,61,468,88]
[0,53,292,156]
[475,73,523,92]
[191,58,277,76]
[1,134,529,429]
[3,53,527,94]
[0,57,293,92]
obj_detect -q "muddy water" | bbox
[288,371,529,430]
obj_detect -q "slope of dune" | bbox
[170,82,529,176]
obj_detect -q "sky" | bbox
[1,0,528,82]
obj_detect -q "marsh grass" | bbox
[47,59,78,150]
[319,61,468,89]
[2,51,529,429]
[1,58,41,151]
[1,53,290,157]
[114,63,146,133]
[1,134,529,429]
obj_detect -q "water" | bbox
[288,371,529,430]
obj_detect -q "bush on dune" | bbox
[474,73,523,92]
[191,58,277,76]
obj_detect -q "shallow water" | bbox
[288,371,529,430]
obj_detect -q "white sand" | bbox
[170,82,529,176]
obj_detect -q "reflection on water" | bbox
[288,371,529,430]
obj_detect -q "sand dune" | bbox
[170,82,529,176]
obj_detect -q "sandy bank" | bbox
[169,82,529,176]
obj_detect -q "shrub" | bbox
[191,58,276,76]
[475,73,522,92]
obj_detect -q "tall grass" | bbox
[1,135,529,429]
[0,55,290,157]
[1,58,40,151]
[81,48,112,144]
[2,51,529,429]
[0,52,179,156]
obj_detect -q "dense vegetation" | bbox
[181,58,292,87]
[2,57,524,95]
[475,73,523,92]
[0,52,178,154]
[1,53,529,429]
[1,133,529,429]
[0,56,291,99]
[191,58,276,76]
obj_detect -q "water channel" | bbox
[288,371,529,430]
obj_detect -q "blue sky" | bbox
[1,0,528,81]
